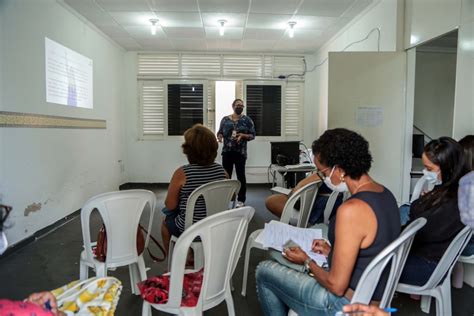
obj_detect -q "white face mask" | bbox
[0,232,8,255]
[323,166,349,192]
[422,168,442,185]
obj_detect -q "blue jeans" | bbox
[399,255,438,286]
[256,260,350,316]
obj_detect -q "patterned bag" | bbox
[137,269,203,307]
[51,277,122,315]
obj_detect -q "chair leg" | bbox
[96,263,107,278]
[129,263,138,295]
[225,287,236,316]
[439,278,452,316]
[141,301,152,316]
[79,261,89,280]
[241,242,253,297]
[420,295,431,314]
[168,240,175,271]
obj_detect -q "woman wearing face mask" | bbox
[217,98,256,207]
[399,137,469,286]
[256,128,401,316]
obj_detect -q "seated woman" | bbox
[265,153,342,226]
[256,128,400,316]
[400,137,469,285]
[161,124,227,255]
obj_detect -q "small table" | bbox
[270,164,317,188]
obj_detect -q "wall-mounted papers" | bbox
[255,220,327,266]
[45,37,93,109]
[356,106,383,127]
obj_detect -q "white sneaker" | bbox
[235,201,245,208]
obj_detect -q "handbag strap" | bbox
[139,224,166,262]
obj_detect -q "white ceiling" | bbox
[63,0,373,54]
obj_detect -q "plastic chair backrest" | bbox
[410,175,434,203]
[184,179,241,230]
[81,190,156,265]
[417,225,472,290]
[280,181,319,228]
[351,218,427,308]
[323,190,339,224]
[166,207,255,310]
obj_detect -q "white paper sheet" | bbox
[256,221,327,265]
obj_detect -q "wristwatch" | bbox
[303,257,313,274]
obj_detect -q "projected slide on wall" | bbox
[45,37,93,109]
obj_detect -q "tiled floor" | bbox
[0,184,473,315]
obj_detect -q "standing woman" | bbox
[217,98,256,207]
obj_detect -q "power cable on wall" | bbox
[279,27,381,80]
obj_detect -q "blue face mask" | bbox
[423,168,442,185]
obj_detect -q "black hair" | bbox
[312,128,372,179]
[459,135,474,170]
[420,137,469,207]
[232,99,243,107]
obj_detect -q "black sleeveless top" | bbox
[328,188,400,300]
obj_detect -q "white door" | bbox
[327,52,409,203]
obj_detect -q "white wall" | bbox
[0,0,126,245]
[413,51,457,138]
[310,0,401,136]
[123,52,318,183]
[404,0,473,138]
[405,0,461,49]
[453,0,474,138]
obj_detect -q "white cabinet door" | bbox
[327,52,408,202]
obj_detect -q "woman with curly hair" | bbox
[256,128,401,316]
[161,124,227,255]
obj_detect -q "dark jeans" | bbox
[399,255,438,286]
[222,151,247,203]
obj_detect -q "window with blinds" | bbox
[137,53,305,139]
[246,84,282,136]
[139,81,165,136]
[167,84,204,136]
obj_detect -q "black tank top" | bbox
[328,188,400,300]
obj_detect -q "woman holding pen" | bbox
[256,128,401,316]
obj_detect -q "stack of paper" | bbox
[255,220,327,266]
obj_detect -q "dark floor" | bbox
[0,184,473,316]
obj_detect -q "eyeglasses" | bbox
[0,204,12,223]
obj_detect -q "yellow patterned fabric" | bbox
[51,277,122,315]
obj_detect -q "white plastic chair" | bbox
[397,226,473,316]
[168,179,241,270]
[457,254,474,287]
[351,217,427,307]
[241,181,319,296]
[287,218,427,316]
[322,190,339,224]
[79,189,156,294]
[410,174,434,203]
[143,206,255,316]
